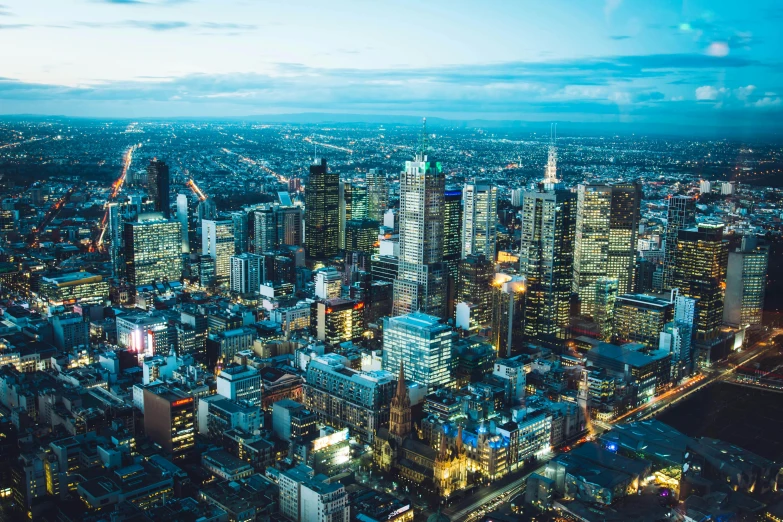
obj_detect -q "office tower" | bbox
[311,298,365,345]
[662,195,696,290]
[143,387,195,459]
[382,312,452,390]
[661,291,697,380]
[147,159,171,218]
[392,138,447,318]
[491,274,526,356]
[443,187,463,318]
[202,219,235,284]
[723,236,768,328]
[277,205,303,247]
[456,254,494,327]
[511,188,524,208]
[573,182,640,316]
[254,206,277,253]
[344,219,378,254]
[198,198,217,223]
[305,158,340,260]
[461,180,498,261]
[314,267,342,299]
[278,464,350,522]
[175,194,191,254]
[231,211,249,254]
[518,188,576,340]
[366,168,389,222]
[673,223,729,341]
[594,277,618,341]
[108,202,125,277]
[612,293,673,348]
[230,253,262,294]
[304,354,396,442]
[339,181,367,250]
[217,364,262,407]
[124,213,182,287]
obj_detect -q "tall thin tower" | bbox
[392,119,447,318]
[543,123,559,188]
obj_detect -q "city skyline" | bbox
[0,0,781,134]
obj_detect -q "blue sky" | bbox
[0,0,781,130]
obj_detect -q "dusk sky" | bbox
[0,0,781,130]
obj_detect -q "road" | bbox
[440,331,779,521]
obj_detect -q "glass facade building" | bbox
[382,312,452,390]
[461,180,498,262]
[305,158,340,260]
[124,213,182,287]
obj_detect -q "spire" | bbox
[395,362,407,399]
[455,426,463,453]
[416,117,428,160]
[438,431,449,460]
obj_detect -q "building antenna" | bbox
[417,117,428,158]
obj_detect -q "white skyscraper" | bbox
[392,123,447,318]
[202,219,235,284]
[176,193,190,254]
[461,179,498,261]
[230,253,262,294]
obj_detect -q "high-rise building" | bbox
[519,188,576,340]
[175,194,191,254]
[143,387,195,459]
[660,291,697,381]
[339,181,367,250]
[382,312,452,390]
[278,464,350,522]
[461,180,498,261]
[491,274,526,357]
[147,159,171,219]
[573,182,640,316]
[202,219,235,284]
[366,168,389,222]
[277,205,303,247]
[345,219,378,254]
[305,159,339,260]
[443,188,463,318]
[230,253,262,294]
[217,364,262,407]
[594,277,618,341]
[699,180,712,194]
[108,202,125,277]
[231,211,249,254]
[723,235,768,328]
[314,267,342,300]
[456,254,494,327]
[124,213,182,287]
[663,195,696,290]
[511,188,524,208]
[392,140,447,318]
[673,223,728,341]
[612,293,673,349]
[311,298,365,345]
[254,206,277,253]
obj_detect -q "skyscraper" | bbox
[175,194,191,254]
[124,213,182,287]
[339,180,367,250]
[253,206,277,253]
[366,168,389,222]
[230,253,262,294]
[382,312,452,390]
[147,159,170,219]
[461,180,498,261]
[594,277,618,341]
[231,211,249,254]
[304,158,339,260]
[723,235,768,328]
[276,205,303,247]
[443,188,463,317]
[573,182,640,316]
[107,202,125,277]
[456,254,494,327]
[392,137,447,318]
[663,195,696,290]
[490,273,526,357]
[202,219,235,284]
[673,223,729,341]
[519,188,576,340]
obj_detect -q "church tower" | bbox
[389,363,412,444]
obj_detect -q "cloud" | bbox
[705,42,729,57]
[754,97,781,108]
[695,86,728,101]
[604,0,622,22]
[0,23,30,29]
[75,20,257,32]
[0,4,11,16]
[93,0,193,4]
[610,35,631,40]
[736,85,756,101]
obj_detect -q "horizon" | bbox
[0,0,781,136]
